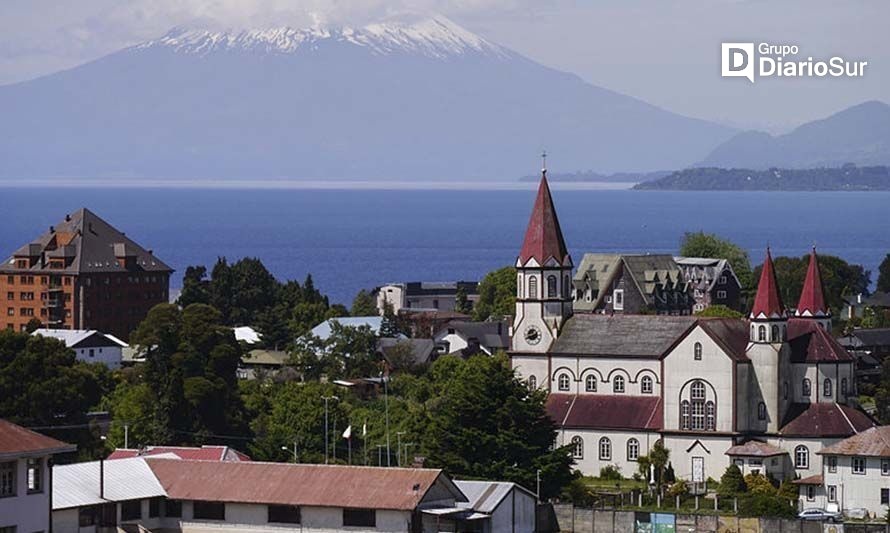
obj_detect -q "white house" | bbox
[795,426,890,518]
[509,172,874,485]
[32,328,127,369]
[0,419,75,533]
[53,458,477,533]
[433,321,509,356]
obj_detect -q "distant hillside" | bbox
[0,17,734,181]
[699,101,890,169]
[634,165,890,191]
[519,170,670,184]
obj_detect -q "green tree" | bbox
[743,472,776,495]
[695,305,744,318]
[379,301,405,338]
[177,265,210,308]
[351,289,379,317]
[878,253,890,293]
[875,358,890,424]
[421,353,574,500]
[679,232,753,291]
[455,286,472,315]
[717,464,747,497]
[473,267,516,321]
[753,253,870,315]
[290,323,381,381]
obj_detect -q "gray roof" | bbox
[863,292,890,307]
[550,314,698,357]
[674,256,740,291]
[454,480,534,514]
[377,338,436,367]
[573,253,686,310]
[1,208,172,275]
[53,456,169,510]
[242,349,289,366]
[850,327,890,347]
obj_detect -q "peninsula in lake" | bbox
[634,165,890,191]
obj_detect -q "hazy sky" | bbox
[1,0,886,132]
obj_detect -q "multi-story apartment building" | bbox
[0,209,172,340]
[675,256,743,312]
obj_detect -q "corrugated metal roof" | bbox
[311,316,384,340]
[0,419,75,458]
[53,457,168,510]
[107,445,250,462]
[817,426,890,457]
[147,459,464,511]
[32,329,127,348]
[454,480,530,514]
[780,403,875,437]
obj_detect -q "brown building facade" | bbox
[0,208,172,340]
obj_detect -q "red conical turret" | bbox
[750,248,785,319]
[518,171,570,267]
[796,247,829,317]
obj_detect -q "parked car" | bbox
[798,508,841,522]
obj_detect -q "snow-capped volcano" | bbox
[138,17,507,59]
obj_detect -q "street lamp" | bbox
[280,440,297,463]
[322,395,340,464]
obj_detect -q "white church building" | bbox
[509,172,875,487]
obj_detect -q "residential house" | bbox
[572,254,693,315]
[434,321,509,357]
[376,281,479,314]
[377,338,436,371]
[796,426,890,518]
[31,328,127,369]
[238,349,289,380]
[0,419,76,532]
[511,172,874,484]
[675,256,743,312]
[0,208,172,340]
[53,458,473,532]
[841,291,890,321]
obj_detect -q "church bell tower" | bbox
[511,156,573,354]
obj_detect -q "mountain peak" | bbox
[137,16,507,59]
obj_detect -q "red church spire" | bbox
[518,165,570,267]
[796,247,828,317]
[750,248,785,319]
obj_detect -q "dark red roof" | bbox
[0,419,75,458]
[780,403,874,437]
[518,174,570,267]
[546,394,662,430]
[147,459,462,511]
[698,318,750,362]
[787,319,853,363]
[750,248,785,319]
[796,248,828,317]
[107,445,250,461]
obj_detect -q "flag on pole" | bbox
[342,425,352,439]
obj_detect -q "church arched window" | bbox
[563,275,571,298]
[585,375,597,392]
[558,373,570,391]
[613,375,625,393]
[802,378,811,397]
[758,325,766,342]
[795,445,809,469]
[771,325,779,340]
[571,436,583,459]
[694,342,702,360]
[680,400,690,430]
[757,402,766,421]
[823,378,832,397]
[528,376,537,390]
[528,276,538,299]
[691,380,705,400]
[641,376,653,394]
[706,401,716,430]
[627,438,640,461]
[547,275,557,298]
[599,437,611,460]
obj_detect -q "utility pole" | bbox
[403,443,415,467]
[396,432,405,467]
[382,374,391,466]
[123,424,129,449]
[376,445,386,467]
[321,395,339,464]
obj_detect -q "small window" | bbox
[641,376,653,394]
[783,381,788,400]
[193,501,225,520]
[627,438,640,461]
[802,378,811,397]
[558,374,570,391]
[806,485,815,501]
[121,500,142,521]
[343,508,376,527]
[882,459,889,476]
[882,488,889,506]
[599,437,611,460]
[717,290,727,299]
[26,458,42,493]
[852,457,866,475]
[693,342,702,360]
[268,505,301,524]
[795,446,809,469]
[165,500,182,517]
[823,379,832,398]
[79,508,97,527]
[613,289,624,310]
[571,436,583,459]
[149,497,162,518]
[613,375,625,393]
[758,325,766,342]
[827,456,837,473]
[0,461,15,497]
[528,376,537,390]
[547,275,557,298]
[680,400,690,430]
[757,402,766,421]
[719,276,728,284]
[827,485,837,502]
[585,375,597,392]
[528,277,538,299]
[771,325,779,340]
[706,401,716,431]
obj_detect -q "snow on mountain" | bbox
[137,16,507,59]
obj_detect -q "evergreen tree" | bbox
[717,464,747,497]
[455,286,472,314]
[351,289,379,316]
[878,253,890,293]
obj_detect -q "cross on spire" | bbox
[541,150,547,175]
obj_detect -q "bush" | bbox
[561,477,595,506]
[667,479,689,498]
[744,472,776,496]
[739,492,796,518]
[599,464,622,480]
[718,464,746,497]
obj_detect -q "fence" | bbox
[549,505,890,533]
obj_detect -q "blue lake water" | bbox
[1,186,888,304]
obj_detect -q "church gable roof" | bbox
[549,314,697,358]
[697,318,750,362]
[780,402,874,437]
[787,319,853,363]
[518,174,570,267]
